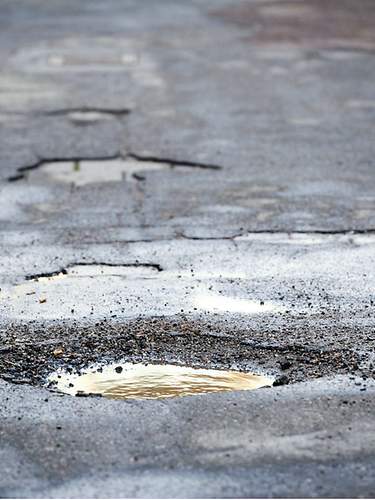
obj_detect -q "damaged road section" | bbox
[24,261,163,281]
[41,107,131,120]
[0,107,131,121]
[2,261,163,317]
[0,317,367,391]
[0,233,374,392]
[7,153,222,184]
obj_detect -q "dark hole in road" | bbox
[48,362,273,400]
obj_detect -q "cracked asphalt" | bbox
[0,0,375,498]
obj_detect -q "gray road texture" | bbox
[0,0,375,497]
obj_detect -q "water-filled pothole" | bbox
[37,158,169,185]
[49,363,273,400]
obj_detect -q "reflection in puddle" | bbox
[37,158,169,186]
[33,272,67,284]
[64,264,159,278]
[67,111,113,124]
[11,265,158,299]
[196,293,282,314]
[29,265,158,280]
[49,363,273,400]
[12,272,67,298]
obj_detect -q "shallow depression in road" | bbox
[49,363,273,400]
[38,158,169,185]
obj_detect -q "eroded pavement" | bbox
[1,1,375,498]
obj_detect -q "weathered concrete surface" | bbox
[1,0,375,497]
[1,376,375,498]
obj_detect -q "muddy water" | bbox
[49,363,273,400]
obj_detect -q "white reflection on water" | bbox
[195,293,283,314]
[49,363,273,400]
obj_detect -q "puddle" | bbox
[36,158,169,185]
[195,293,283,315]
[13,45,140,73]
[49,363,273,400]
[47,52,138,69]
[25,264,159,280]
[10,264,159,300]
[67,111,114,124]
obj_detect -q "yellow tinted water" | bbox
[50,363,273,400]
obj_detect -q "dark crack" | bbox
[25,269,69,281]
[7,153,121,182]
[70,261,163,272]
[41,107,131,117]
[235,229,375,236]
[177,229,375,242]
[179,232,244,241]
[127,153,222,171]
[0,107,131,118]
[7,152,222,182]
[131,172,147,182]
[25,262,163,281]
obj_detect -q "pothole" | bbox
[48,362,273,400]
[0,317,366,389]
[34,158,169,185]
[7,263,160,302]
[11,155,221,185]
[67,111,116,124]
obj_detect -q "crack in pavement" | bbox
[0,107,132,118]
[7,152,223,182]
[41,107,132,118]
[235,229,375,237]
[126,153,222,171]
[6,153,121,182]
[25,261,163,280]
[176,229,375,242]
[179,232,244,241]
[59,229,375,246]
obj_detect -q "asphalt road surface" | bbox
[0,0,375,497]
